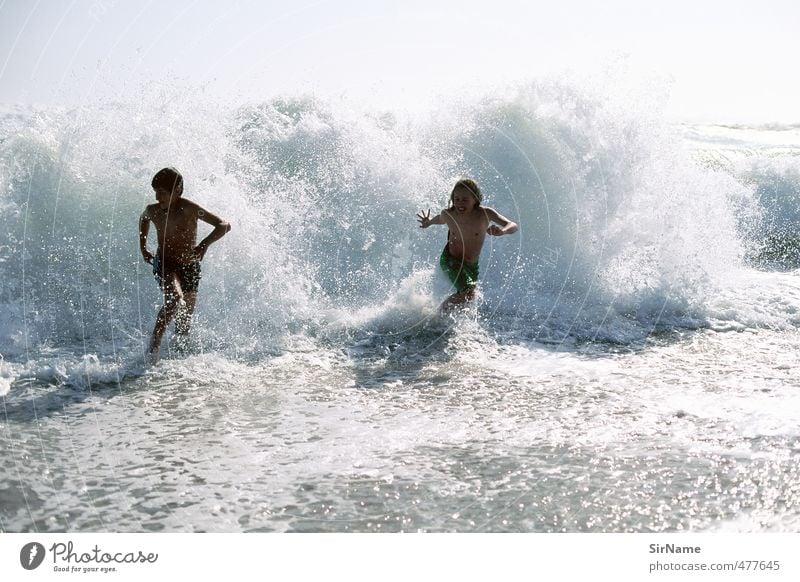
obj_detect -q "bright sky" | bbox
[1,0,798,123]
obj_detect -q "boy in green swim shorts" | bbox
[417,178,518,308]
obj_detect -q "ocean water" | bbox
[2,80,800,532]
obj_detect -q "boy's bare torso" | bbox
[441,208,491,264]
[143,199,200,264]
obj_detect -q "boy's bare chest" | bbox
[149,210,196,251]
[151,207,195,233]
[448,213,488,238]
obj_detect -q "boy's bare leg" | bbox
[148,282,182,364]
[175,291,197,342]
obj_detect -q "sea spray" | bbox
[738,159,800,269]
[424,80,753,339]
[0,80,768,359]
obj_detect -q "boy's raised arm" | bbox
[193,202,231,260]
[139,210,154,264]
[485,207,519,236]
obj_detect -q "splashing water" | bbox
[2,79,800,533]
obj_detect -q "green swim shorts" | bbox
[439,246,479,294]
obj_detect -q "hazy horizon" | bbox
[1,0,798,124]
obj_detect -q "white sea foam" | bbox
[0,355,14,396]
[0,83,780,360]
[0,79,798,361]
[3,79,800,533]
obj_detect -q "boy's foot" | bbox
[439,289,475,312]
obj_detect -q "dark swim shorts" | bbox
[439,246,479,294]
[153,249,201,294]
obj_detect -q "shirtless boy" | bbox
[417,178,518,308]
[139,167,231,363]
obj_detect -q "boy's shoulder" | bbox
[142,202,159,216]
[176,197,197,209]
[165,197,205,216]
[178,197,209,213]
[440,208,456,221]
[142,198,202,216]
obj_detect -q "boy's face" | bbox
[452,188,478,213]
[153,185,182,209]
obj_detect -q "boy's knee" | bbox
[164,292,182,311]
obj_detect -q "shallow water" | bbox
[3,315,799,533]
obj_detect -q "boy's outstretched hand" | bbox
[417,209,432,228]
[487,225,505,236]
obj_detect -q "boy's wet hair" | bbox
[151,167,183,193]
[449,178,482,208]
